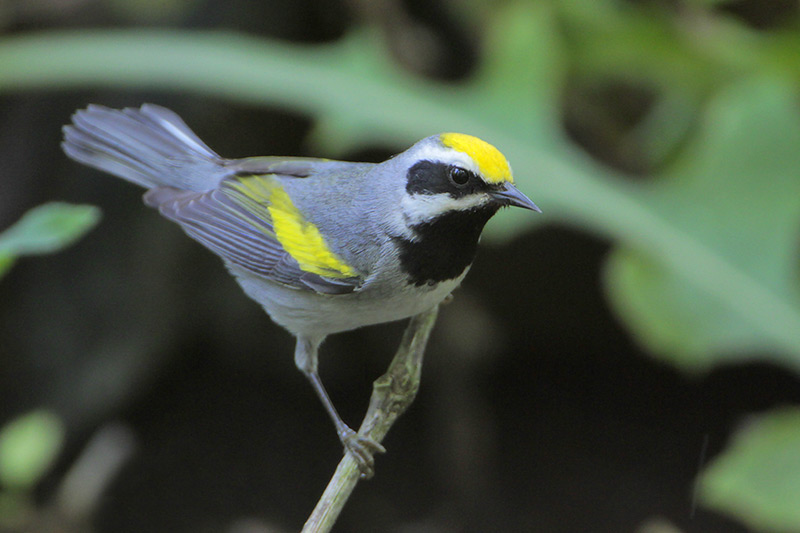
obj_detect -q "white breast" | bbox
[228,264,465,339]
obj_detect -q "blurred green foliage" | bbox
[0,203,101,278]
[0,204,94,523]
[0,410,65,527]
[0,0,798,529]
[605,79,800,371]
[0,410,64,490]
[700,407,800,532]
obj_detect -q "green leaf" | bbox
[0,254,14,279]
[0,203,101,278]
[700,408,800,532]
[605,79,800,371]
[0,410,65,490]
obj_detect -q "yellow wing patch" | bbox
[230,177,356,278]
[439,133,512,184]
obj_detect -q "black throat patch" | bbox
[395,206,498,286]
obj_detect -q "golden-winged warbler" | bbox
[62,104,539,474]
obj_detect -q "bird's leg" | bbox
[294,337,386,477]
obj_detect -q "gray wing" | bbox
[144,174,363,295]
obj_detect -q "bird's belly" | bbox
[232,268,462,338]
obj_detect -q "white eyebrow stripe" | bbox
[411,144,481,177]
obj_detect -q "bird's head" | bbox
[396,133,539,227]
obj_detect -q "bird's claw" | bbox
[339,427,386,479]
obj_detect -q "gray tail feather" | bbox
[62,104,230,191]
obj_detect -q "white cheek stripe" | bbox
[402,192,491,226]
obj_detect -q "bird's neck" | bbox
[395,206,498,287]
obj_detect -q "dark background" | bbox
[2,1,799,531]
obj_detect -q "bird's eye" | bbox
[449,166,471,186]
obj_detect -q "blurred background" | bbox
[1,0,800,531]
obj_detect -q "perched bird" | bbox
[62,104,539,474]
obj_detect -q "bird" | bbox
[62,103,540,475]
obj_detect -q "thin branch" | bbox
[301,305,440,532]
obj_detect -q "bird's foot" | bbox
[338,427,386,479]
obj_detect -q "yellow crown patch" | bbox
[439,133,512,184]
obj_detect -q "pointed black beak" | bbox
[490,182,541,212]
